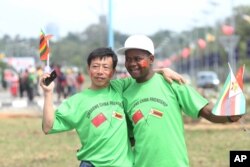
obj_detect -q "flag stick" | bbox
[228,62,233,72]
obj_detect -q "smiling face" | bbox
[88,56,115,90]
[125,49,154,83]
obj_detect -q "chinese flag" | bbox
[132,110,144,124]
[92,113,107,127]
[235,65,245,90]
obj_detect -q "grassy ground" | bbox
[0,118,79,167]
[186,127,250,167]
[1,117,250,167]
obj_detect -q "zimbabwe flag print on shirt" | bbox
[150,109,163,118]
[113,111,123,120]
[92,113,107,127]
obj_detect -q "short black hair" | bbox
[87,47,118,69]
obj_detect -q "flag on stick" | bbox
[39,30,52,61]
[235,64,245,90]
[212,64,246,116]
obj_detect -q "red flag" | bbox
[221,25,234,36]
[181,48,190,58]
[197,39,206,49]
[235,65,245,90]
[132,110,144,124]
[92,113,107,127]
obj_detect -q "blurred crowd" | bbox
[53,65,85,102]
[1,64,85,103]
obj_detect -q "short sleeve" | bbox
[48,96,79,134]
[171,82,209,118]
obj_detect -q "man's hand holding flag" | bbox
[212,64,246,120]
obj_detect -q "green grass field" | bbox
[186,127,250,167]
[1,117,250,167]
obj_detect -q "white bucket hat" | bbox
[116,34,154,55]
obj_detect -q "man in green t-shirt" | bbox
[116,34,242,167]
[40,48,133,167]
[39,47,184,167]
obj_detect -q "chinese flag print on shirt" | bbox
[132,110,144,124]
[92,113,107,127]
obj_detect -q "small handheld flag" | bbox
[235,64,245,90]
[39,30,52,60]
[212,64,246,116]
[39,30,53,72]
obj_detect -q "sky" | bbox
[0,0,250,38]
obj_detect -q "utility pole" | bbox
[108,0,114,48]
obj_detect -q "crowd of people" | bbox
[2,65,85,104]
[53,65,85,102]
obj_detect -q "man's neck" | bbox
[136,71,155,83]
[89,84,109,90]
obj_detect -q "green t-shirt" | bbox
[122,73,208,167]
[49,83,133,167]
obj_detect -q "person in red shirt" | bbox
[76,72,85,92]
